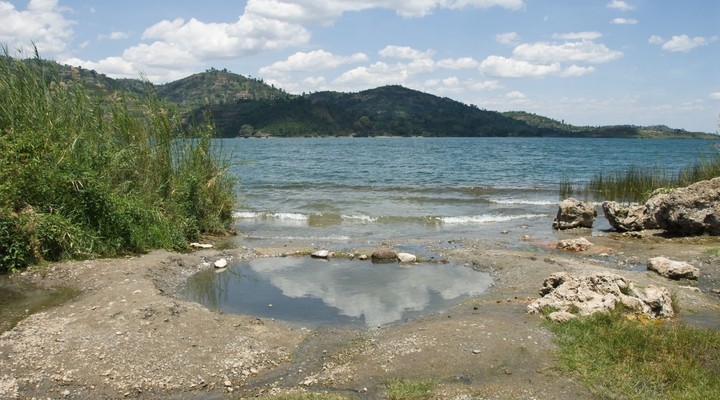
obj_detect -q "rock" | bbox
[556,237,594,252]
[213,258,228,268]
[311,250,331,259]
[358,254,368,261]
[371,249,397,263]
[548,311,576,322]
[552,198,597,230]
[527,272,674,319]
[190,242,213,249]
[647,257,699,280]
[652,178,720,235]
[397,252,417,263]
[602,178,720,236]
[601,201,659,232]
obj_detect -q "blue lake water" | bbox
[188,137,716,327]
[224,137,717,246]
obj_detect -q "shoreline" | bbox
[2,233,720,399]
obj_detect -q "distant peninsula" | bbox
[50,61,717,139]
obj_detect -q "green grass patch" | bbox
[0,48,236,272]
[703,247,720,256]
[385,379,436,400]
[547,310,720,399]
[584,144,720,203]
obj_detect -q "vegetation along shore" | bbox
[1,53,720,399]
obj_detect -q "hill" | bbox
[34,58,718,139]
[155,68,288,111]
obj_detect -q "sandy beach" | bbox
[2,231,720,399]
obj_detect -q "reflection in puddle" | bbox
[185,257,492,328]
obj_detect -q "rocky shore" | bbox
[1,229,719,399]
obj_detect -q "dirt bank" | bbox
[2,232,719,399]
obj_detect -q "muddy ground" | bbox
[2,231,720,399]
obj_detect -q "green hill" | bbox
[35,58,718,139]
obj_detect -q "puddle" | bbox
[0,275,79,333]
[184,257,492,328]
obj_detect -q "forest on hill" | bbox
[36,59,718,139]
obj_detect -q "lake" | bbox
[225,137,716,247]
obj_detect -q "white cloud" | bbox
[379,45,434,60]
[469,80,502,91]
[496,32,521,45]
[513,40,622,64]
[0,0,74,56]
[479,55,561,78]
[561,64,595,77]
[648,35,664,45]
[436,57,480,69]
[710,92,720,101]
[611,17,638,25]
[506,90,526,99]
[651,34,718,53]
[607,0,634,11]
[552,31,602,40]
[259,50,368,77]
[99,31,130,41]
[246,0,525,21]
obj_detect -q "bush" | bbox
[0,47,235,270]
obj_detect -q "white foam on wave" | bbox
[342,214,377,223]
[441,213,547,225]
[233,211,309,221]
[490,199,558,206]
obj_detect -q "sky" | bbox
[1,0,718,133]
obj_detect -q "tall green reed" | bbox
[0,47,235,271]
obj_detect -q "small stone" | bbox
[214,258,228,268]
[472,349,481,354]
[397,252,417,263]
[224,380,232,387]
[311,250,330,258]
[358,254,368,260]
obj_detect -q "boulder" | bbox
[556,237,594,252]
[601,177,720,236]
[553,198,597,230]
[647,257,699,280]
[601,201,659,232]
[371,249,397,263]
[214,258,228,269]
[397,252,417,263]
[527,272,674,319]
[652,178,720,235]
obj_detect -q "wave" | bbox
[440,213,547,224]
[234,211,548,225]
[489,199,559,206]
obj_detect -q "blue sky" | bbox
[1,0,718,132]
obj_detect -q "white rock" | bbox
[647,257,699,280]
[556,237,594,252]
[311,250,331,258]
[190,242,213,249]
[397,253,417,263]
[214,258,228,268]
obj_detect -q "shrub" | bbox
[0,47,235,269]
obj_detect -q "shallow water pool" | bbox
[184,257,493,328]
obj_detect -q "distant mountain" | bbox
[36,58,718,139]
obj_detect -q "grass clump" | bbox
[0,48,235,272]
[385,379,436,400]
[548,310,720,399]
[586,144,720,203]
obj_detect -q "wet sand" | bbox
[1,231,719,399]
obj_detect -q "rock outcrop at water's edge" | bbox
[552,198,596,230]
[602,177,720,235]
[527,272,675,321]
